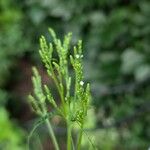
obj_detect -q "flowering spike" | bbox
[28,28,93,149]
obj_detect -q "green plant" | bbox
[28,28,92,150]
[0,107,25,150]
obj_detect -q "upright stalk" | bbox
[41,103,60,150]
[45,119,60,150]
[77,123,84,150]
[67,120,72,150]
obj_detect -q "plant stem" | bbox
[71,135,75,150]
[41,103,60,150]
[77,123,84,150]
[50,64,66,115]
[45,119,60,150]
[67,121,72,150]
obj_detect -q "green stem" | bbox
[41,103,60,150]
[67,122,72,150]
[77,123,84,150]
[50,64,66,115]
[71,133,75,150]
[45,119,59,150]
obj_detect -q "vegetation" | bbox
[0,1,27,149]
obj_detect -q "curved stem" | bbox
[27,120,43,150]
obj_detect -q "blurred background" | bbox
[0,0,150,149]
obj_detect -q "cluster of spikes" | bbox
[28,28,91,129]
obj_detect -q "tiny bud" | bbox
[80,81,84,86]
[76,54,80,59]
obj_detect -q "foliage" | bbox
[0,91,26,150]
[0,0,29,87]
[0,107,25,150]
[0,1,27,149]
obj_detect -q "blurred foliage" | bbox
[0,0,150,149]
[0,0,29,86]
[82,129,119,150]
[0,0,27,149]
[0,107,25,150]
